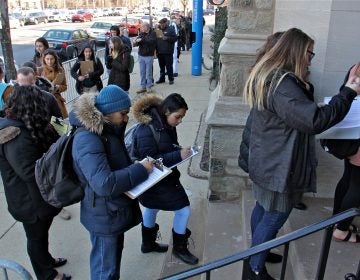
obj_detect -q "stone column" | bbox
[205,0,274,200]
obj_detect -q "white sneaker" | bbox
[59,208,71,220]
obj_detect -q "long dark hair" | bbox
[159,93,188,117]
[5,85,57,152]
[34,37,49,57]
[42,49,63,72]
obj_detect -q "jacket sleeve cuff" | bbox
[340,86,357,102]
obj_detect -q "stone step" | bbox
[199,199,246,279]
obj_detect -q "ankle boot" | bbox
[141,223,168,253]
[172,228,199,265]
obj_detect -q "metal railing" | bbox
[61,48,109,104]
[162,208,360,280]
[0,259,33,280]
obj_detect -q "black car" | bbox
[42,28,97,61]
[24,11,48,25]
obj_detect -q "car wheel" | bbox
[34,19,38,25]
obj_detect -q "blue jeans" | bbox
[142,206,191,234]
[249,202,291,272]
[138,55,154,90]
[89,232,124,280]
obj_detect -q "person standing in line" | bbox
[105,25,132,73]
[106,36,131,92]
[132,93,199,265]
[133,22,157,94]
[41,49,68,119]
[170,16,179,77]
[70,44,104,95]
[69,85,154,280]
[16,66,62,119]
[155,18,177,85]
[0,85,71,280]
[243,28,360,279]
[32,37,49,67]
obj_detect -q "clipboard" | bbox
[53,72,65,85]
[80,61,94,76]
[155,28,164,38]
[126,160,172,199]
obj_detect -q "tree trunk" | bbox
[0,0,17,81]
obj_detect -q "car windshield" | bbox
[29,13,38,17]
[91,22,112,29]
[44,30,71,40]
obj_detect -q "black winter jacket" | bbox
[134,30,157,57]
[0,118,60,223]
[132,95,190,210]
[249,72,357,194]
[106,46,131,91]
[70,47,104,94]
[155,25,178,55]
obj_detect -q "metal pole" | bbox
[148,0,152,27]
[191,0,203,76]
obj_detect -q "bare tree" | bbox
[0,0,17,81]
[180,0,189,14]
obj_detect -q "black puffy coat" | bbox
[132,94,189,210]
[0,118,60,223]
[70,47,104,94]
[106,46,131,91]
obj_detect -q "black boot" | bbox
[141,223,168,253]
[172,228,199,265]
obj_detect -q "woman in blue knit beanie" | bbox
[69,85,154,280]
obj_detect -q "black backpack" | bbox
[125,123,160,161]
[35,127,86,208]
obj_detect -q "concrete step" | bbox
[199,199,246,279]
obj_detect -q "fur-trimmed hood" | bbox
[70,93,106,135]
[132,94,163,124]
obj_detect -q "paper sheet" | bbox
[169,145,201,169]
[316,97,360,139]
[126,165,172,199]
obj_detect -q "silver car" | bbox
[86,21,114,43]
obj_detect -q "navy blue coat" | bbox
[134,108,189,210]
[70,94,149,235]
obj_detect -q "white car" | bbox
[87,21,114,43]
[0,16,21,29]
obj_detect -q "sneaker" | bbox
[294,202,307,210]
[58,208,71,220]
[169,80,174,85]
[136,88,146,94]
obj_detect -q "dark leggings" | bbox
[333,159,360,231]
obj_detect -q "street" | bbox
[0,15,215,68]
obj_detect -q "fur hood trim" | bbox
[0,126,21,144]
[132,94,163,124]
[73,93,105,134]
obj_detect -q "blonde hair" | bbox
[244,28,314,110]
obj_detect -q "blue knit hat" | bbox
[95,85,131,115]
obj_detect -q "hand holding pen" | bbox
[139,157,154,173]
[180,146,192,160]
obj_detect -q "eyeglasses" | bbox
[307,50,315,60]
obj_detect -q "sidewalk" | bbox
[0,34,213,279]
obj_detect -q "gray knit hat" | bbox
[95,85,131,115]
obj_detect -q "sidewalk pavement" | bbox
[0,31,213,279]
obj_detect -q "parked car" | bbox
[48,10,67,22]
[24,11,48,25]
[113,7,128,16]
[0,15,21,29]
[119,17,142,36]
[86,21,113,43]
[9,12,25,26]
[42,28,97,61]
[71,10,93,22]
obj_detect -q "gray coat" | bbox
[249,73,357,194]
